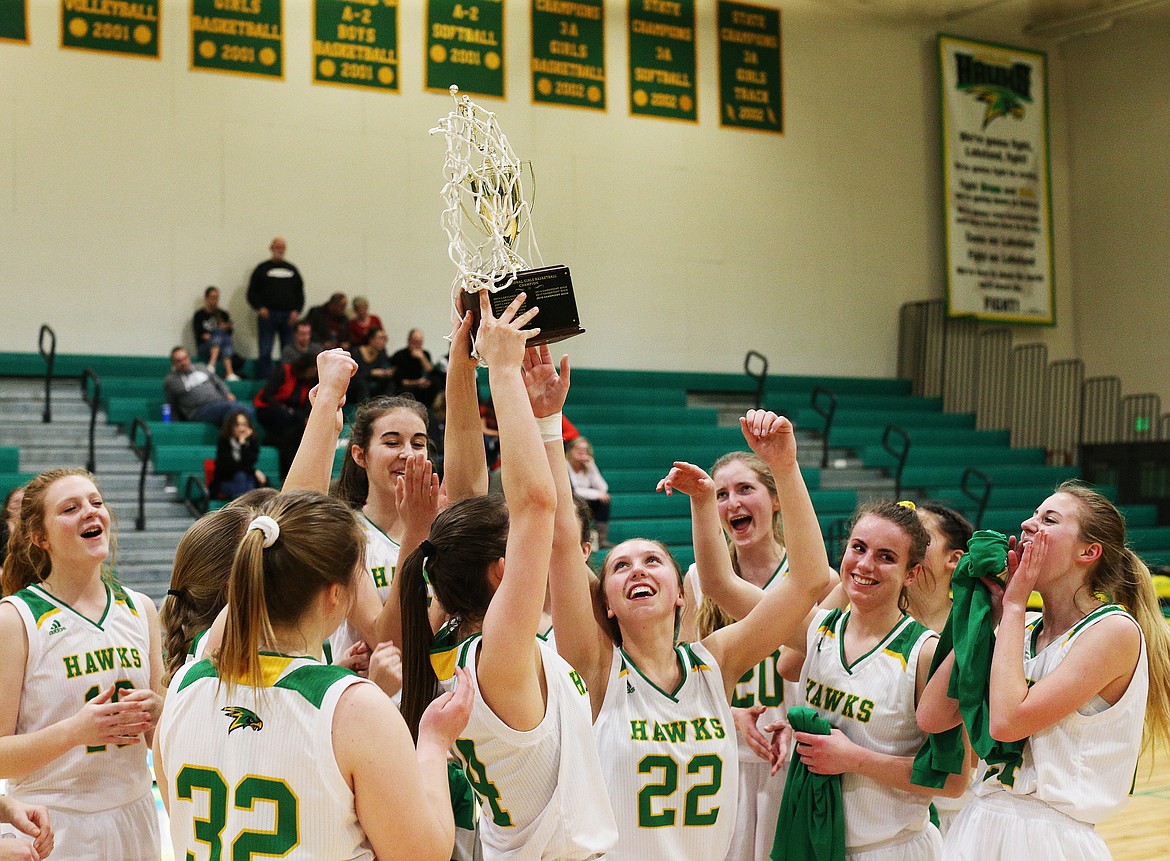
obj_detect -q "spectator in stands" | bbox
[390,328,437,408]
[348,296,383,347]
[348,326,395,404]
[307,292,349,349]
[280,320,320,365]
[247,236,305,380]
[192,286,240,380]
[253,351,318,479]
[165,347,254,425]
[210,410,268,500]
[567,435,611,547]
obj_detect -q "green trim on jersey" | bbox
[881,615,932,671]
[1027,603,1127,659]
[26,582,113,630]
[620,645,688,702]
[360,512,402,550]
[835,610,919,675]
[11,586,60,628]
[759,554,790,590]
[110,582,139,616]
[274,663,356,709]
[187,628,208,657]
[177,658,220,692]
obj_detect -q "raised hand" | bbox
[1002,530,1046,612]
[395,451,440,538]
[448,298,478,369]
[740,409,797,470]
[473,290,538,369]
[522,345,570,418]
[656,462,714,500]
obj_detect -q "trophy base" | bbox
[460,265,585,347]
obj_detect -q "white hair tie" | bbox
[247,515,280,548]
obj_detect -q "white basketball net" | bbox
[431,86,543,316]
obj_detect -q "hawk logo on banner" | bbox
[954,52,1031,129]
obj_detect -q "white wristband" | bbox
[536,412,563,443]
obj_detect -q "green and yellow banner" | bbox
[531,0,605,110]
[61,0,160,58]
[191,0,282,79]
[628,0,696,122]
[426,0,505,98]
[716,1,781,132]
[1,0,28,43]
[313,0,399,91]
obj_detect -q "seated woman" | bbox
[210,410,268,500]
[348,327,395,404]
[566,436,610,547]
[348,296,384,348]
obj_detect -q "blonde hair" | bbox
[3,468,118,596]
[217,491,364,692]
[696,452,785,638]
[160,506,251,685]
[1056,481,1170,755]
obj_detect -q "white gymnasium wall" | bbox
[1061,12,1170,407]
[0,1,1079,375]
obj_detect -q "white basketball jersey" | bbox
[432,632,617,861]
[2,583,153,812]
[159,654,375,861]
[974,604,1148,824]
[690,559,796,763]
[593,641,739,861]
[328,515,399,659]
[800,608,937,850]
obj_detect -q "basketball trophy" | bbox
[432,85,584,352]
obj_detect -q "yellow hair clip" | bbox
[896,500,917,511]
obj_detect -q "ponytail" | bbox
[398,545,437,741]
[1113,550,1170,756]
[214,491,364,692]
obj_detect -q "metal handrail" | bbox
[80,368,101,473]
[183,474,210,518]
[128,417,152,531]
[960,467,993,530]
[743,350,769,409]
[881,424,912,499]
[811,386,838,469]
[38,325,56,423]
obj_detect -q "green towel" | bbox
[911,530,1025,789]
[771,707,846,861]
[448,758,477,831]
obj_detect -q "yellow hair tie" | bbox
[896,500,917,511]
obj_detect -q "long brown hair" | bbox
[399,495,508,740]
[3,468,118,596]
[334,396,429,508]
[160,506,251,685]
[1056,481,1170,755]
[217,491,364,691]
[696,452,785,638]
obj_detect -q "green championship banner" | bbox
[940,35,1054,324]
[1,0,28,43]
[531,0,605,110]
[313,0,399,92]
[61,0,160,58]
[628,0,696,122]
[191,0,282,79]
[716,1,781,132]
[425,0,504,98]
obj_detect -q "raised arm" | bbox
[474,293,558,732]
[523,346,613,714]
[988,533,1142,742]
[702,411,830,693]
[283,349,357,493]
[439,304,489,503]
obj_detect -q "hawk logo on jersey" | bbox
[48,619,66,636]
[222,706,264,734]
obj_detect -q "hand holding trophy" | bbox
[431,85,584,358]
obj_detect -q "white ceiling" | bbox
[817,0,1169,31]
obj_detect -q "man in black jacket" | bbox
[247,236,304,379]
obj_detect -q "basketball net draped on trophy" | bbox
[432,85,584,358]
